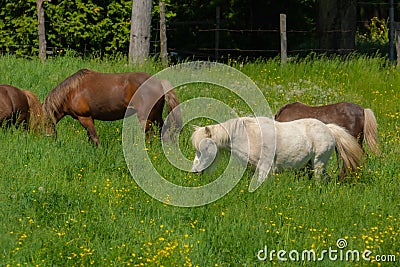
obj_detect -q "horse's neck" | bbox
[44,99,65,124]
[211,124,230,147]
[215,118,247,148]
[54,110,65,123]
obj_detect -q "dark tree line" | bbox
[0,0,396,60]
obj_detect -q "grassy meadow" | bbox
[0,55,399,266]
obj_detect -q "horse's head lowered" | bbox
[41,114,57,137]
[191,126,219,173]
[41,89,66,137]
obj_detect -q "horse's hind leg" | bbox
[77,116,99,146]
[303,160,313,180]
[313,153,332,183]
[139,119,156,141]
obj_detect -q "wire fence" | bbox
[162,23,390,61]
[0,2,397,61]
[0,24,392,60]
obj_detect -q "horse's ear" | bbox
[192,125,200,131]
[205,126,211,138]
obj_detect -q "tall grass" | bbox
[0,55,399,266]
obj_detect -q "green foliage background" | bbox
[1,0,396,59]
[0,0,318,58]
[1,0,133,56]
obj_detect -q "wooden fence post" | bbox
[129,0,152,65]
[280,14,287,64]
[37,0,46,62]
[159,1,168,66]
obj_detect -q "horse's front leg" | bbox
[77,116,99,146]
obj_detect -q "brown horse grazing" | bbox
[42,69,182,145]
[275,102,379,154]
[0,84,44,132]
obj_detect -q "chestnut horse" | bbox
[42,69,182,145]
[0,84,44,132]
[274,102,379,154]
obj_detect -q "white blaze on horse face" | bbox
[191,151,202,172]
[191,138,218,173]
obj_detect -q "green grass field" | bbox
[0,55,399,266]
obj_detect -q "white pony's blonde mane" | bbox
[191,117,249,150]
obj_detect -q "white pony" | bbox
[191,117,363,189]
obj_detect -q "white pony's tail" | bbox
[363,108,379,154]
[326,124,364,172]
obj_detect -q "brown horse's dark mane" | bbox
[43,69,93,121]
[22,90,45,132]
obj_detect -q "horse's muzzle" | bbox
[43,130,57,138]
[191,168,204,175]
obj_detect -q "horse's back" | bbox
[79,71,161,101]
[276,118,336,151]
[67,71,163,120]
[273,118,335,170]
[275,101,364,138]
[274,102,306,121]
[276,118,334,145]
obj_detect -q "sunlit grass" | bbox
[0,55,399,266]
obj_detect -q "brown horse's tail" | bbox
[326,124,364,173]
[160,79,182,140]
[22,90,44,133]
[363,108,379,154]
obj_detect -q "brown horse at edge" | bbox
[274,102,379,176]
[0,84,44,132]
[42,69,182,145]
[275,102,379,153]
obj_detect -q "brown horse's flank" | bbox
[0,84,44,132]
[0,84,28,126]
